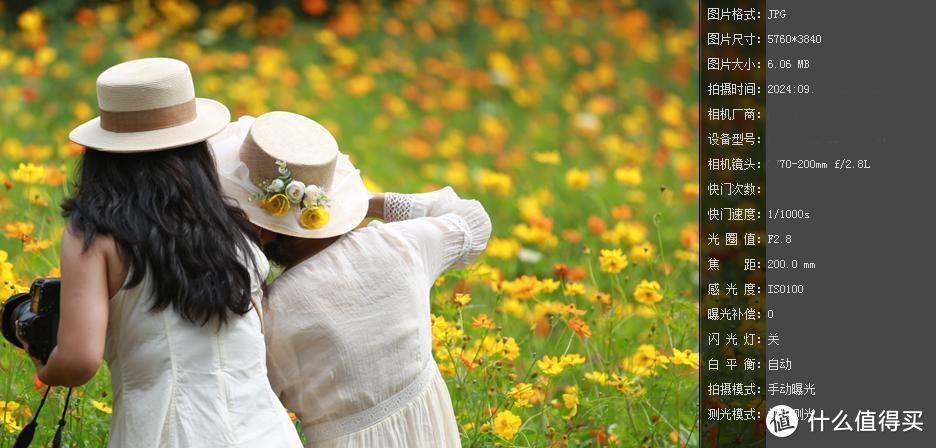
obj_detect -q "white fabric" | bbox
[264,187,491,447]
[103,243,302,448]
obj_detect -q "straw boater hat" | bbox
[69,57,230,152]
[209,111,369,239]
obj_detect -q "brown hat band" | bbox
[99,99,197,133]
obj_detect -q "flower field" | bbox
[0,1,699,446]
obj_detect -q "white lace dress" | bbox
[103,244,302,448]
[263,187,491,447]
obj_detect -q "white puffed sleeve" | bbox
[382,187,492,282]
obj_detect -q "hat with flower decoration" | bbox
[209,111,369,238]
[69,57,230,152]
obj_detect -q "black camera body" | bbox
[2,278,61,364]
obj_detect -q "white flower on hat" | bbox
[303,184,330,209]
[266,178,285,193]
[285,180,306,204]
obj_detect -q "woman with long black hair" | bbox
[28,58,301,447]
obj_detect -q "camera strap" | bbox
[51,387,73,448]
[12,386,73,448]
[12,386,49,448]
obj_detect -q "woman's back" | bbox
[264,225,434,427]
[264,187,491,446]
[105,246,301,447]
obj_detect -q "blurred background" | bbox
[1,1,699,446]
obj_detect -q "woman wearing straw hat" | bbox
[26,58,302,447]
[210,111,491,447]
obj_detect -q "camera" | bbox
[1,278,61,364]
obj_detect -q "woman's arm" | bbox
[380,187,492,279]
[366,193,385,220]
[35,228,112,387]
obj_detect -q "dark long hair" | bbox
[62,143,260,326]
[262,232,303,268]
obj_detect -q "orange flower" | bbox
[567,317,592,338]
[586,215,606,235]
[329,3,362,37]
[4,222,33,239]
[470,313,496,329]
[301,0,328,16]
[24,239,51,253]
[346,75,375,97]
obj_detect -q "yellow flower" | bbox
[507,383,535,408]
[299,206,329,229]
[608,373,643,396]
[11,163,46,184]
[18,8,43,33]
[633,280,663,305]
[614,166,642,186]
[259,194,291,217]
[565,168,590,189]
[536,355,565,375]
[486,238,520,259]
[478,169,512,196]
[500,275,543,300]
[584,371,608,385]
[430,314,463,346]
[518,192,550,221]
[539,278,561,293]
[563,282,585,296]
[532,151,560,164]
[629,242,655,263]
[0,401,20,415]
[492,410,522,440]
[622,344,670,377]
[501,298,527,319]
[598,249,628,273]
[512,224,558,248]
[487,52,518,87]
[671,348,699,371]
[683,183,700,200]
[560,353,586,366]
[501,337,520,360]
[561,386,579,420]
[91,400,113,414]
[453,293,471,307]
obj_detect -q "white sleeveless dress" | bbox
[103,246,302,448]
[264,187,491,447]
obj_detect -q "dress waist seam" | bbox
[303,361,438,443]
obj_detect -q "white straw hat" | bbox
[209,112,369,239]
[69,57,230,152]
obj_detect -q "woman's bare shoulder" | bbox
[61,226,127,297]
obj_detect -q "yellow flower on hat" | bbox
[259,193,291,217]
[299,206,329,229]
